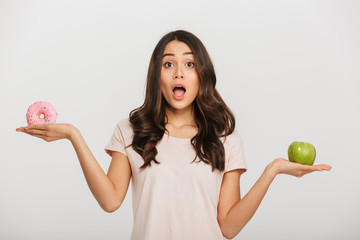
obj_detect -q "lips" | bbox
[172,83,186,92]
[172,83,186,99]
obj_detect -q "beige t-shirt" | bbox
[105,118,247,240]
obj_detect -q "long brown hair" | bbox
[129,30,235,172]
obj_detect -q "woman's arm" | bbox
[220,159,331,239]
[16,124,131,213]
[70,127,131,212]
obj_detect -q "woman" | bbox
[16,30,331,240]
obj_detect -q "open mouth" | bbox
[172,85,186,97]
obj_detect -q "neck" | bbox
[165,105,196,127]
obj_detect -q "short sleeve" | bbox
[224,130,247,173]
[104,119,129,157]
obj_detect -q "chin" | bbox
[167,101,193,111]
[162,91,196,111]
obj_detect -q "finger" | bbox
[314,164,332,171]
[16,127,27,132]
[16,124,49,132]
[25,124,48,130]
[24,128,47,135]
[26,132,47,139]
[301,165,331,175]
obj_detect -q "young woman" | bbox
[16,30,331,240]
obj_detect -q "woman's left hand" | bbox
[269,158,332,178]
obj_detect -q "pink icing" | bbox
[26,101,58,125]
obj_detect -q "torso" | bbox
[105,118,247,240]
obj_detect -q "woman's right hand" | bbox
[16,123,76,142]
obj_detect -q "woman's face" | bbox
[160,40,199,112]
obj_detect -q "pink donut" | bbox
[26,101,58,125]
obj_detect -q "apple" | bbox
[288,141,316,165]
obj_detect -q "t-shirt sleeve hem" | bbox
[104,145,127,157]
[225,163,247,173]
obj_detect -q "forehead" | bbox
[163,40,192,55]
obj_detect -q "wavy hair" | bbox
[129,30,235,172]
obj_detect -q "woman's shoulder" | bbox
[116,117,131,127]
[115,117,133,135]
[221,129,244,147]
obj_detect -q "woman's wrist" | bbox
[265,159,280,179]
[67,124,80,141]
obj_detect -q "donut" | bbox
[26,101,58,125]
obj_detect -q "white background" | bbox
[1,0,359,239]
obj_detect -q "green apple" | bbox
[288,141,316,165]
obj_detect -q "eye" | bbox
[186,62,195,68]
[164,62,174,68]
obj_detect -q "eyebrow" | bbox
[162,52,193,58]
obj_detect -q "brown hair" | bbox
[129,30,235,172]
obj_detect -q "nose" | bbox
[174,71,183,79]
